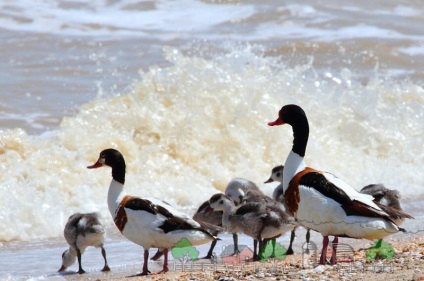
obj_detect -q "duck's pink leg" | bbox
[157,248,169,274]
[319,236,329,265]
[330,236,338,265]
[139,250,151,275]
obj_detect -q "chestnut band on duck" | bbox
[268,104,412,265]
[87,148,216,276]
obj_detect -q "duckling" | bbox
[209,193,295,260]
[58,212,110,274]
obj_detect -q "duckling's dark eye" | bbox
[276,172,281,177]
[220,200,223,204]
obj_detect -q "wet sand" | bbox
[3,215,422,280]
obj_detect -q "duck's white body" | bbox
[282,155,399,239]
[294,173,398,239]
[266,161,413,258]
[107,180,211,249]
[268,162,409,237]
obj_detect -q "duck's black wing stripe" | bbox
[299,172,352,205]
[154,205,215,238]
[124,198,158,215]
[299,172,389,218]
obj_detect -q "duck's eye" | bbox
[220,200,223,204]
[276,172,281,177]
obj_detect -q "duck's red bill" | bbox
[268,119,284,126]
[87,161,102,169]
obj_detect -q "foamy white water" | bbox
[1,45,422,240]
[0,0,423,279]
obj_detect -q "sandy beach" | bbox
[57,232,424,281]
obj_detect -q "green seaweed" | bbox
[365,239,395,262]
[259,240,287,261]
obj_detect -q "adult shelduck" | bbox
[268,104,406,264]
[58,212,110,274]
[87,148,217,275]
[265,166,413,259]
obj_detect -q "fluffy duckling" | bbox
[360,184,413,226]
[58,212,110,274]
[209,193,295,260]
[192,196,225,259]
[225,177,294,256]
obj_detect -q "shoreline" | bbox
[2,216,423,280]
[55,233,424,281]
[2,218,424,280]
[2,216,422,280]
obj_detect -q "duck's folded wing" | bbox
[123,196,158,214]
[299,171,390,218]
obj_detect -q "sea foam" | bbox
[0,46,422,242]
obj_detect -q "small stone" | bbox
[313,265,326,273]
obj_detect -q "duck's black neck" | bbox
[111,164,126,185]
[291,118,309,157]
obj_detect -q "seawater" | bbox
[1,45,422,242]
